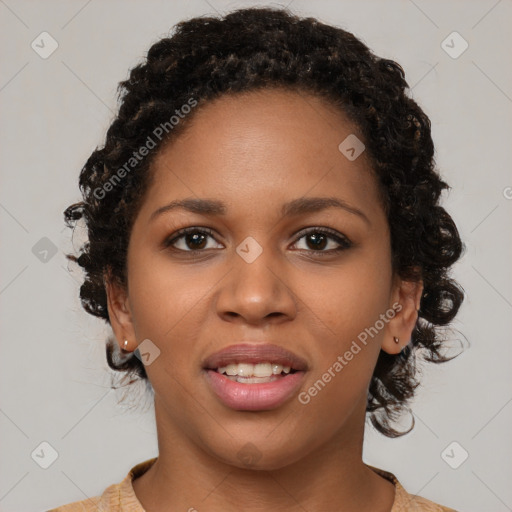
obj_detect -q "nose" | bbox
[215,245,297,326]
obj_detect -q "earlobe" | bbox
[382,276,423,355]
[104,271,136,352]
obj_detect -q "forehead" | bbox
[140,88,382,221]
[157,88,368,167]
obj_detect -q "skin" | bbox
[106,88,423,512]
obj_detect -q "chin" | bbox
[208,436,309,472]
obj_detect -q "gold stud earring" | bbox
[393,336,400,344]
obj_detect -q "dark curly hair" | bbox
[64,6,465,437]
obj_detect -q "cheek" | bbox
[127,245,206,332]
[294,248,393,406]
[125,258,207,409]
[124,256,199,379]
[302,250,392,343]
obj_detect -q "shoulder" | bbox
[367,464,459,512]
[46,483,116,511]
[47,457,158,512]
[393,487,459,512]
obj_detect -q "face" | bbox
[107,88,422,470]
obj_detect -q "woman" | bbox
[51,6,464,511]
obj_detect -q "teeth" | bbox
[229,376,279,384]
[217,362,293,377]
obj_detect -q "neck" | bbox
[132,394,395,512]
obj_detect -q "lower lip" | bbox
[204,369,305,411]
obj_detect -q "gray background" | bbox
[1,1,511,511]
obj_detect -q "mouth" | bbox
[202,343,308,410]
[203,343,307,378]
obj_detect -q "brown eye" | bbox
[292,228,352,255]
[163,227,222,252]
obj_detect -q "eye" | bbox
[163,227,222,252]
[291,227,352,255]
[163,226,352,256]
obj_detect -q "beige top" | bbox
[47,457,458,511]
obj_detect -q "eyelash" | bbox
[162,226,353,257]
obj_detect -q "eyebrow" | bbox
[150,196,370,225]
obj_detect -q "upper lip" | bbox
[202,343,308,371]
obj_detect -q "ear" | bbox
[104,270,137,352]
[382,273,423,355]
